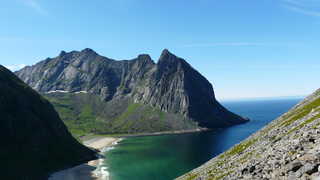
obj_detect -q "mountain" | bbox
[0,65,97,179]
[178,89,320,180]
[16,48,247,135]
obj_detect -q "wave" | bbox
[92,158,110,180]
[93,138,122,180]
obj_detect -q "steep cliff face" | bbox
[178,89,320,180]
[132,49,245,127]
[16,48,155,101]
[16,48,247,132]
[0,65,96,179]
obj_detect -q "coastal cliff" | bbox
[178,89,320,180]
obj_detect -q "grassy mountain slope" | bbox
[44,92,198,137]
[178,89,320,180]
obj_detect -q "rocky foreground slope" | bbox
[16,49,247,134]
[178,89,320,180]
[0,65,96,179]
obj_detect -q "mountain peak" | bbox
[81,48,97,55]
[158,49,179,63]
[59,50,67,56]
[161,48,170,55]
[137,54,152,60]
[15,49,247,131]
[160,48,174,57]
[137,54,154,64]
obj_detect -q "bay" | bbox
[103,97,302,180]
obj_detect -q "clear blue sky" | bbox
[1,0,319,99]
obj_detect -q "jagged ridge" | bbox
[16,48,247,133]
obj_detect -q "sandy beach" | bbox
[84,137,120,150]
[48,129,208,180]
[49,137,121,180]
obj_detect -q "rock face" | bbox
[16,48,247,130]
[178,89,320,180]
[0,65,96,179]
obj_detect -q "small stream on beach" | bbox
[100,97,302,180]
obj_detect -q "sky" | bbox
[1,0,320,100]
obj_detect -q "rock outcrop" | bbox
[0,65,96,180]
[178,89,320,180]
[16,48,247,132]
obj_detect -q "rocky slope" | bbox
[178,89,320,180]
[16,49,247,134]
[0,65,97,180]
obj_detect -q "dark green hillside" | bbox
[0,65,96,180]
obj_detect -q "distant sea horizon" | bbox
[102,97,303,180]
[218,95,306,102]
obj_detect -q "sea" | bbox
[101,97,303,180]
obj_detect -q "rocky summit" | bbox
[178,89,320,180]
[16,48,247,134]
[0,65,97,180]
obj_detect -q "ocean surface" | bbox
[102,97,302,180]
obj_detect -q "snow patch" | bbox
[45,90,70,94]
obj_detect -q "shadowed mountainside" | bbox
[0,65,96,179]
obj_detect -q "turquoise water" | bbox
[103,98,302,180]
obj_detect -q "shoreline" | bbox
[48,128,210,180]
[121,128,211,137]
[49,137,122,180]
[102,127,212,138]
[86,137,123,180]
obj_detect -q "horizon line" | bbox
[218,95,306,101]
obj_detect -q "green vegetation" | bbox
[185,173,198,180]
[44,92,197,138]
[312,120,320,129]
[224,138,258,157]
[280,98,320,127]
[238,150,255,164]
[45,93,110,137]
[286,113,320,135]
[212,170,234,180]
[115,103,142,123]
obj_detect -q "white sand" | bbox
[84,137,119,150]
